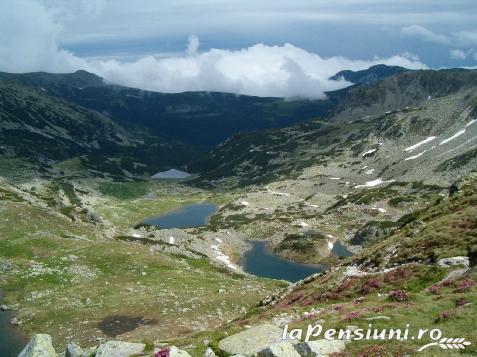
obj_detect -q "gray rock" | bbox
[95,341,145,357]
[257,341,301,357]
[365,315,391,321]
[80,346,97,357]
[18,334,56,357]
[169,346,192,357]
[65,342,83,357]
[204,347,217,357]
[437,256,469,268]
[297,339,346,356]
[218,324,286,356]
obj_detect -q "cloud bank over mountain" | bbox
[0,0,429,98]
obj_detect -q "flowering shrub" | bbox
[428,284,442,294]
[456,297,469,306]
[388,289,409,302]
[435,309,456,322]
[344,311,361,321]
[453,279,475,293]
[384,267,412,283]
[361,277,381,294]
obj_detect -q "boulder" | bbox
[65,342,83,357]
[218,324,286,356]
[437,256,469,268]
[296,339,346,356]
[95,341,145,357]
[169,346,192,356]
[257,341,301,357]
[351,221,400,245]
[204,347,217,356]
[18,334,56,357]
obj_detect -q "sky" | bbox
[0,0,476,98]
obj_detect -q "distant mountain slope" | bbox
[191,69,477,187]
[330,64,410,85]
[0,71,336,149]
[0,81,196,178]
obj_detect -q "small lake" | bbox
[139,203,218,229]
[331,241,354,257]
[242,241,326,282]
[0,291,28,356]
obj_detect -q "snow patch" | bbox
[354,178,395,189]
[403,137,436,152]
[327,241,334,250]
[365,169,375,175]
[440,129,466,145]
[266,187,290,196]
[362,148,377,157]
[465,119,476,127]
[404,149,428,161]
[169,236,175,244]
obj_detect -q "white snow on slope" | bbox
[266,187,291,196]
[465,119,476,127]
[362,149,377,157]
[354,178,395,189]
[211,244,237,270]
[404,150,428,161]
[365,169,375,175]
[440,129,466,145]
[403,137,436,152]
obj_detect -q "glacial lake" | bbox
[242,241,326,282]
[139,203,219,229]
[139,203,353,283]
[0,291,28,356]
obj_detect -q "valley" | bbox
[0,67,476,356]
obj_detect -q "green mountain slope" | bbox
[191,69,477,187]
[0,71,336,149]
[0,81,196,179]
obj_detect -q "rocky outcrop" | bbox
[218,325,346,357]
[218,324,287,356]
[256,341,301,357]
[18,334,56,357]
[65,342,83,357]
[165,346,192,357]
[299,339,346,356]
[351,221,401,245]
[437,256,469,268]
[95,341,145,357]
[18,335,196,357]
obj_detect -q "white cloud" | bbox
[401,25,477,54]
[453,30,477,47]
[186,35,200,57]
[0,0,428,98]
[449,49,467,60]
[401,25,450,44]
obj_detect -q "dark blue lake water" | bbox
[331,241,354,257]
[140,203,219,229]
[242,241,326,282]
[0,291,28,356]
